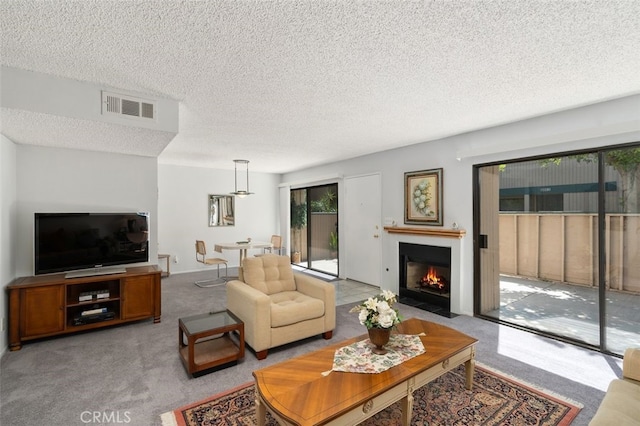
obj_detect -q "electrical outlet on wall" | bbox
[174,255,179,264]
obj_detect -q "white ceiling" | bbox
[1,1,639,173]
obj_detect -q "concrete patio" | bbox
[485,275,640,355]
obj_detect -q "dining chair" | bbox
[262,235,284,255]
[194,240,228,287]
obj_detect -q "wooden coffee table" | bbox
[178,310,244,377]
[253,318,477,426]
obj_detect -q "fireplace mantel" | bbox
[384,226,466,239]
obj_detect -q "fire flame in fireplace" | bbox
[420,267,446,290]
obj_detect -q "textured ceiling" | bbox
[1,1,639,173]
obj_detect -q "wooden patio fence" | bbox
[500,213,640,293]
[290,213,337,262]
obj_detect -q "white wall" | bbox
[3,94,638,322]
[15,145,159,276]
[1,66,178,133]
[282,95,640,316]
[158,164,280,272]
[1,135,17,354]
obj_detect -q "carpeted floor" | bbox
[0,269,620,425]
[162,364,582,426]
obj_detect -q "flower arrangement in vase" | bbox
[349,290,402,354]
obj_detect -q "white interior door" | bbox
[344,174,381,286]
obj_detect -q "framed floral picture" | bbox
[404,168,443,226]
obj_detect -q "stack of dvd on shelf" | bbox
[73,305,115,325]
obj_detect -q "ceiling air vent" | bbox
[102,91,156,121]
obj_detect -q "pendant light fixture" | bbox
[231,159,253,198]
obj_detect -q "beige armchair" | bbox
[226,254,335,360]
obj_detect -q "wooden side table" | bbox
[178,310,244,377]
[158,254,170,277]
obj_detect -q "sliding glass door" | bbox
[603,147,640,354]
[290,184,338,276]
[476,144,640,355]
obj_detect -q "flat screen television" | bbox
[34,212,149,275]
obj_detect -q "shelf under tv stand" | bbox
[7,265,161,351]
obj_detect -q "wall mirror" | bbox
[209,194,235,226]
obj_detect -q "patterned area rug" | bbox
[161,364,582,426]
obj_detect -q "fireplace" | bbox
[399,242,453,317]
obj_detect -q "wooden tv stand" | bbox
[7,265,161,351]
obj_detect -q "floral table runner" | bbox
[327,334,425,374]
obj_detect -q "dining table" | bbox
[214,240,273,266]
